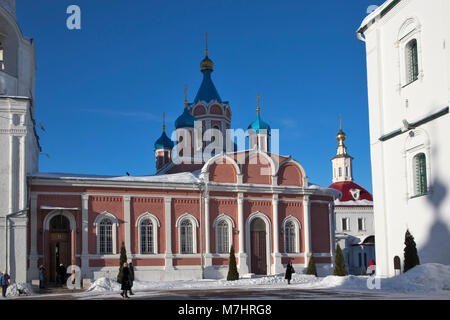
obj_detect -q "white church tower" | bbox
[331,117,353,183]
[0,0,41,283]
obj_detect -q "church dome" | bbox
[328,181,373,202]
[248,114,271,134]
[154,131,174,150]
[175,108,196,129]
[200,56,214,71]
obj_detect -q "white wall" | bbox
[361,0,450,277]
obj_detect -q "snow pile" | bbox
[6,283,34,297]
[87,277,120,292]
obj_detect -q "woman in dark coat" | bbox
[39,265,46,289]
[120,262,131,298]
[285,261,295,285]
[128,262,135,296]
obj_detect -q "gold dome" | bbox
[336,129,346,146]
[200,56,214,71]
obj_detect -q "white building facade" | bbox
[0,0,41,283]
[357,0,450,277]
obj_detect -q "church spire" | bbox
[331,115,353,183]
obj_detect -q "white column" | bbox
[303,195,312,267]
[123,196,131,255]
[164,197,174,270]
[204,194,212,267]
[81,194,89,277]
[272,194,283,274]
[237,193,248,274]
[29,194,39,280]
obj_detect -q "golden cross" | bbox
[256,93,261,115]
[163,112,166,132]
[205,32,208,56]
[184,85,188,108]
[339,114,342,130]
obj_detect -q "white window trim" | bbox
[397,17,423,88]
[93,211,119,255]
[212,214,235,254]
[281,215,301,254]
[136,212,161,254]
[175,213,199,254]
[342,217,350,232]
[357,217,366,232]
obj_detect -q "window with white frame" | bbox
[405,39,419,84]
[342,218,350,231]
[216,220,229,254]
[413,153,428,196]
[140,219,154,254]
[180,220,193,254]
[284,221,296,253]
[99,218,113,254]
[358,218,366,231]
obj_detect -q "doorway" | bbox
[48,215,71,282]
[250,218,267,275]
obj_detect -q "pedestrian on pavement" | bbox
[0,271,10,298]
[56,264,67,286]
[120,262,131,299]
[39,265,47,289]
[128,262,135,296]
[285,261,295,285]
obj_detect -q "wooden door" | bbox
[251,231,267,275]
[49,232,70,282]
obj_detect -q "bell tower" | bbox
[331,116,353,183]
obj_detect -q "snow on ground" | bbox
[82,263,450,299]
[6,283,35,297]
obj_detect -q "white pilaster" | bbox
[329,202,336,267]
[272,194,283,274]
[29,194,39,280]
[123,196,131,254]
[164,197,174,270]
[204,194,212,266]
[303,195,312,266]
[81,194,89,276]
[237,193,248,274]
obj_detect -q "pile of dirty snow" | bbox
[6,283,34,297]
[87,277,120,292]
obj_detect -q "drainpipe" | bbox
[357,31,366,43]
[4,208,29,274]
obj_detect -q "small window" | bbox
[345,167,349,177]
[339,168,342,177]
[0,42,4,71]
[284,221,296,253]
[358,218,365,231]
[99,218,113,254]
[180,220,193,254]
[405,39,419,84]
[342,218,350,231]
[413,153,428,196]
[140,219,154,254]
[216,220,229,254]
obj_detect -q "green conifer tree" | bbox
[117,242,127,283]
[333,244,348,276]
[227,245,239,281]
[403,229,420,273]
[306,254,318,277]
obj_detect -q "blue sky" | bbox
[17,0,385,191]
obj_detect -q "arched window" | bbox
[180,220,193,254]
[284,221,296,253]
[405,39,419,84]
[99,218,113,254]
[413,153,428,196]
[216,220,229,254]
[140,219,154,254]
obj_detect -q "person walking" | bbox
[56,264,67,286]
[128,262,135,296]
[120,262,131,299]
[0,271,10,298]
[39,265,47,289]
[285,261,295,285]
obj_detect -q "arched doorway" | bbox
[250,218,267,275]
[48,215,71,282]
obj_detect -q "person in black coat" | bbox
[128,262,135,296]
[285,261,295,285]
[120,262,131,298]
[56,264,67,286]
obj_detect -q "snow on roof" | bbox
[335,199,373,207]
[40,206,80,211]
[308,183,342,199]
[31,172,201,184]
[358,0,397,32]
